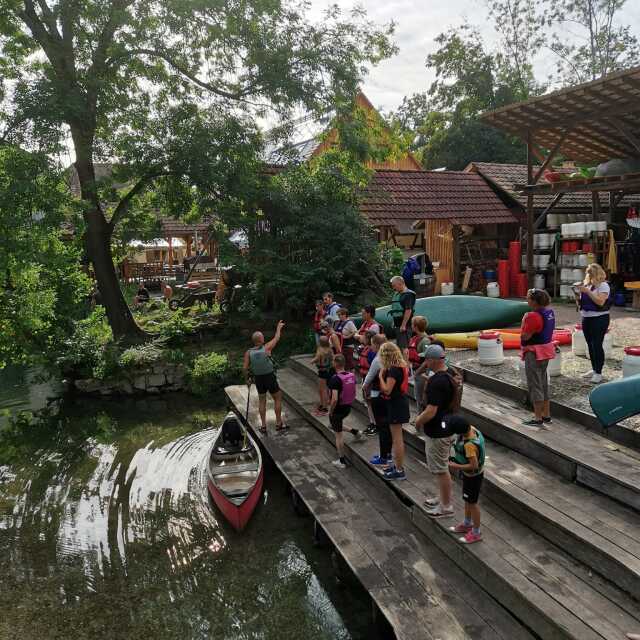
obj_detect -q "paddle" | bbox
[243,382,252,446]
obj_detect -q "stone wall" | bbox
[74,363,188,396]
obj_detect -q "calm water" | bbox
[0,371,371,640]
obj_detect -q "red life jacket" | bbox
[407,334,424,367]
[382,366,409,399]
[358,346,372,377]
[313,310,325,333]
[358,319,381,336]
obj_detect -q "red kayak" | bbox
[207,413,263,531]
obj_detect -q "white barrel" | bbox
[537,234,550,249]
[604,331,613,359]
[595,221,607,231]
[561,223,571,237]
[623,347,640,378]
[547,345,562,377]
[560,284,572,298]
[561,268,574,282]
[534,274,545,289]
[572,324,587,356]
[577,253,588,267]
[547,213,559,228]
[487,282,500,298]
[572,268,584,283]
[478,333,504,365]
[586,221,598,233]
[574,221,586,236]
[538,255,550,269]
[441,282,454,295]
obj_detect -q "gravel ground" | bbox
[450,302,640,432]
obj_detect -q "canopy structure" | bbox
[481,66,640,284]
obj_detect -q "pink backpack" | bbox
[337,371,356,406]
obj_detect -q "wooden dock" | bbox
[226,384,534,640]
[277,355,640,640]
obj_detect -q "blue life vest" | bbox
[580,284,612,312]
[521,307,555,346]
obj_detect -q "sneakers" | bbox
[313,407,328,416]
[364,424,377,437]
[423,497,439,508]
[352,430,365,442]
[542,416,552,424]
[426,505,454,518]
[460,530,482,544]
[591,373,603,384]
[522,418,543,427]
[332,459,348,469]
[450,522,472,534]
[369,455,392,465]
[383,467,406,481]
[582,369,595,378]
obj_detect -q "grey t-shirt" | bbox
[364,354,382,398]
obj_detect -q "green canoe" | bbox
[353,295,530,335]
[589,374,640,427]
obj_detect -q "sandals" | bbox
[275,423,289,433]
[259,426,267,435]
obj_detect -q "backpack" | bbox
[407,335,424,367]
[445,366,464,413]
[337,371,356,405]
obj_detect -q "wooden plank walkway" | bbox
[225,385,534,640]
[280,361,640,639]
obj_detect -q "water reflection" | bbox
[0,395,368,639]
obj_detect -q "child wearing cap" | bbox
[446,415,485,544]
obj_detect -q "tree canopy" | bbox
[0,0,395,339]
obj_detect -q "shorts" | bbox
[386,395,410,425]
[317,368,334,380]
[330,405,351,432]
[395,326,413,350]
[254,372,280,396]
[425,435,455,474]
[462,473,484,504]
[524,351,549,403]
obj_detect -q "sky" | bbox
[307,0,640,115]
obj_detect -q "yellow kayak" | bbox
[432,332,480,349]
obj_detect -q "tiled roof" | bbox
[467,162,630,210]
[360,170,518,227]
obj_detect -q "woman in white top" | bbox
[575,263,611,384]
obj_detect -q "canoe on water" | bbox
[207,413,263,531]
[355,296,530,335]
[589,375,640,427]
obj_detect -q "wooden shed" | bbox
[360,170,519,290]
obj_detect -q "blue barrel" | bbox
[484,269,497,282]
[615,292,626,306]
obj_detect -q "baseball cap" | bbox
[420,344,445,360]
[444,414,470,435]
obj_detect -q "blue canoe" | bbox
[353,295,530,335]
[589,374,640,427]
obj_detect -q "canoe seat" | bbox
[210,462,259,476]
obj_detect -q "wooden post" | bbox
[526,131,535,288]
[453,225,461,292]
[607,190,615,225]
[592,192,601,221]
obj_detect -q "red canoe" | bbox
[207,413,263,531]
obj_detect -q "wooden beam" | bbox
[534,193,565,230]
[526,132,535,287]
[453,225,461,293]
[608,119,640,155]
[592,192,601,221]
[533,131,571,184]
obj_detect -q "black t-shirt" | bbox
[394,290,416,327]
[328,374,346,406]
[423,371,454,438]
[382,366,406,400]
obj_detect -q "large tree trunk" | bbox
[74,155,145,342]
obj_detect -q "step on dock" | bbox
[283,356,640,639]
[225,385,534,640]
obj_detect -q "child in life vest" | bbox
[328,354,363,468]
[311,335,334,416]
[407,316,431,412]
[447,414,485,545]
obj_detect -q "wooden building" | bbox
[360,170,519,289]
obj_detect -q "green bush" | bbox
[188,351,239,396]
[57,307,115,379]
[158,308,198,343]
[119,341,166,369]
